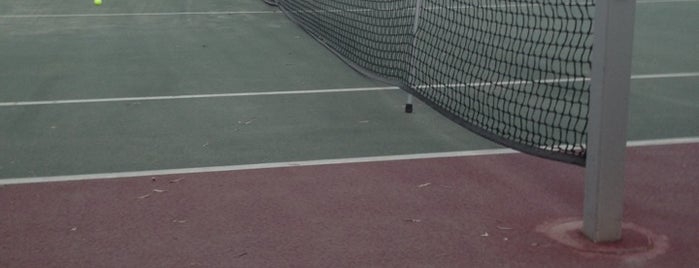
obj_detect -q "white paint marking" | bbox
[0,0,694,19]
[0,10,280,19]
[637,0,699,3]
[1,137,697,186]
[0,148,516,186]
[629,72,699,80]
[0,86,399,107]
[627,137,699,147]
[1,72,697,108]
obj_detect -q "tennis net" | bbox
[273,0,594,165]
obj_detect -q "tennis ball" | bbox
[94,0,102,6]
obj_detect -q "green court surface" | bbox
[1,0,698,179]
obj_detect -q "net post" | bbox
[405,0,423,114]
[582,0,637,243]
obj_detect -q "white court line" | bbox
[627,137,699,147]
[1,137,697,186]
[628,72,699,80]
[0,10,280,19]
[0,0,695,19]
[1,72,697,107]
[638,0,699,3]
[0,148,518,186]
[0,87,400,107]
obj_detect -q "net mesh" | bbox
[276,0,594,165]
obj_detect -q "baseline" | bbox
[1,136,697,186]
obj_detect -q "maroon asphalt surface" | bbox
[1,143,697,267]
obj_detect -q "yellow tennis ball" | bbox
[94,0,102,6]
